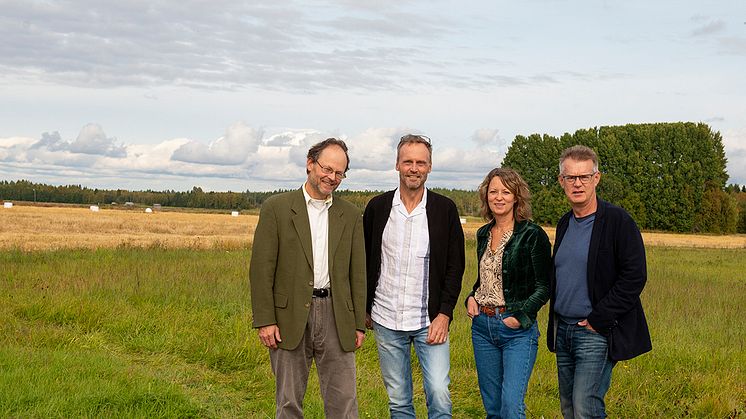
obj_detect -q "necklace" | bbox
[489,225,513,252]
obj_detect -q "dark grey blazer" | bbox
[547,198,652,361]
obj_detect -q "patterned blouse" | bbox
[475,229,513,307]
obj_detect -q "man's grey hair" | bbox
[559,145,599,173]
[396,134,432,162]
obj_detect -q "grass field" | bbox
[1,204,745,417]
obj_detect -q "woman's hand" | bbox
[466,296,480,318]
[502,316,521,329]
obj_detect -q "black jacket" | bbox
[363,189,465,321]
[547,198,652,361]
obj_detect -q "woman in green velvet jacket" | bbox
[465,168,551,419]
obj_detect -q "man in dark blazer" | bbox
[364,134,465,418]
[548,145,652,418]
[250,138,367,418]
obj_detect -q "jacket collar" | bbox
[290,187,344,271]
[477,218,528,240]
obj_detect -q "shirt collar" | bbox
[393,187,427,210]
[302,182,333,206]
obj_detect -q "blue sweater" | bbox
[547,198,652,362]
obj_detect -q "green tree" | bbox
[501,122,732,232]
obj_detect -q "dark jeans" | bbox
[555,321,615,419]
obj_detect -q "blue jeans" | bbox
[555,320,615,419]
[471,311,539,419]
[372,321,452,419]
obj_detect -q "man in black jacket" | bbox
[364,134,465,418]
[548,145,651,418]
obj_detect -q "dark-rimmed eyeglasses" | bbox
[315,161,347,180]
[561,172,597,184]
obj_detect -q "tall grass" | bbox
[1,245,744,417]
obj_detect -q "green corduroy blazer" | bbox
[249,188,367,352]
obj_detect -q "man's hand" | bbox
[365,313,373,329]
[355,330,365,349]
[577,319,597,333]
[258,324,282,349]
[466,296,479,318]
[426,313,450,345]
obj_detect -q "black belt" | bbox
[312,288,330,298]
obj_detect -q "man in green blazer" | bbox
[250,138,367,418]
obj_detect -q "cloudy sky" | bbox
[1,0,745,192]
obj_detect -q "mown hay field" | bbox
[2,204,746,250]
[0,205,258,250]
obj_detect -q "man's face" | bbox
[396,143,432,192]
[559,158,600,208]
[305,145,347,200]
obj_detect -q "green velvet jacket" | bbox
[467,219,551,329]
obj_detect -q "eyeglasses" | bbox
[561,172,597,184]
[315,161,347,180]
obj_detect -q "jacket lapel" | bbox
[586,198,605,300]
[327,202,344,273]
[291,189,314,270]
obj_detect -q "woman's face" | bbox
[487,175,516,220]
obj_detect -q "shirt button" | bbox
[308,281,313,286]
[305,303,310,308]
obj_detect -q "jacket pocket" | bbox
[346,298,354,311]
[274,293,288,308]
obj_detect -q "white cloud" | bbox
[471,128,500,147]
[718,36,746,56]
[346,128,402,171]
[722,127,746,186]
[0,136,35,162]
[1,3,745,190]
[434,147,503,174]
[12,124,126,161]
[69,124,127,157]
[690,19,726,37]
[0,1,472,92]
[0,122,519,191]
[171,122,263,165]
[31,132,68,152]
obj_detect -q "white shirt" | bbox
[302,182,332,289]
[371,188,431,331]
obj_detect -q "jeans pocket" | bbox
[579,325,601,335]
[500,313,521,330]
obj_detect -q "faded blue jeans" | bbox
[555,320,615,419]
[471,311,539,419]
[372,321,452,419]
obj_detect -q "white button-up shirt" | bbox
[371,188,431,331]
[302,182,332,289]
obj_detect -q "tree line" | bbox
[0,180,480,219]
[502,122,744,233]
[2,122,745,233]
